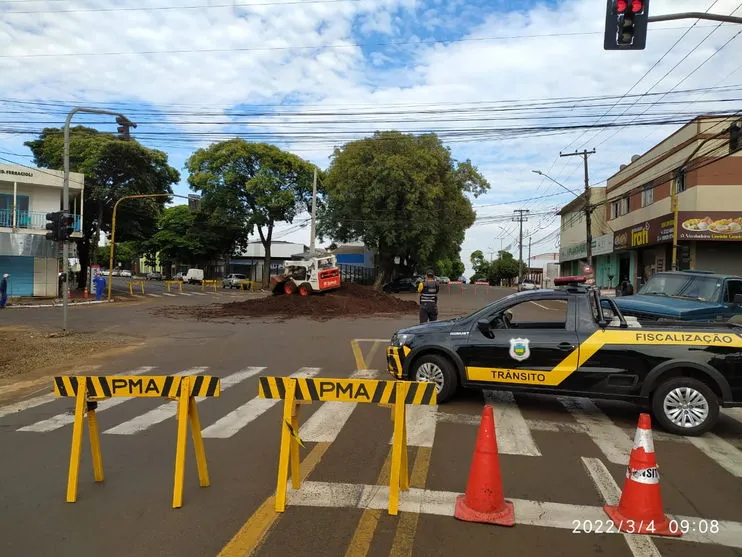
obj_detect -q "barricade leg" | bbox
[389,381,411,515]
[140,282,144,294]
[87,401,105,482]
[188,396,210,487]
[173,377,191,509]
[128,283,133,295]
[66,383,88,503]
[275,378,299,512]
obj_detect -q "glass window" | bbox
[639,273,722,302]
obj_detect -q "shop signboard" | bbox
[613,214,674,250]
[559,233,614,262]
[677,211,742,241]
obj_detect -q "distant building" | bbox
[331,243,376,268]
[228,241,309,281]
[0,163,85,297]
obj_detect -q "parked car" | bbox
[613,270,742,322]
[120,270,132,278]
[146,271,163,280]
[382,275,423,293]
[518,279,538,291]
[184,268,204,285]
[222,273,248,288]
[438,276,451,284]
[386,276,742,436]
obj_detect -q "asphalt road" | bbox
[1,285,741,557]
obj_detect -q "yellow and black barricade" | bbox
[258,376,437,515]
[53,374,220,509]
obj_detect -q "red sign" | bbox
[677,211,742,241]
[613,214,674,250]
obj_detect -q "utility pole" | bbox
[560,149,596,272]
[527,235,532,280]
[512,209,529,285]
[310,167,317,253]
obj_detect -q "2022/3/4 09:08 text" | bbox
[572,519,720,534]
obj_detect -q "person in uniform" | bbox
[0,273,8,308]
[417,269,439,323]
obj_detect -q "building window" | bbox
[610,198,629,219]
[641,185,654,207]
[675,168,686,194]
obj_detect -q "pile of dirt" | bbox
[155,283,419,321]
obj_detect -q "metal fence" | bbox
[339,264,376,285]
[0,209,81,232]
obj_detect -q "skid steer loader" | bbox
[269,253,342,296]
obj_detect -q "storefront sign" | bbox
[677,211,742,241]
[559,233,614,262]
[0,169,34,178]
[614,214,674,250]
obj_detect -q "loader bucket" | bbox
[270,276,286,295]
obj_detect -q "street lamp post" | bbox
[62,107,135,332]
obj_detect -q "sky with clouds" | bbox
[1,0,741,277]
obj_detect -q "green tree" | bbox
[488,251,526,285]
[186,139,318,287]
[97,242,140,270]
[25,126,179,288]
[318,131,489,287]
[470,250,491,281]
[450,259,465,280]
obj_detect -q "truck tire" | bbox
[283,282,296,295]
[298,283,312,296]
[651,376,719,436]
[410,354,458,403]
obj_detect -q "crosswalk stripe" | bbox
[484,390,541,456]
[202,367,321,439]
[148,294,162,298]
[163,293,176,297]
[300,369,378,443]
[193,292,207,296]
[0,365,103,420]
[688,434,742,477]
[558,397,632,465]
[103,367,209,435]
[17,367,157,432]
[180,292,193,296]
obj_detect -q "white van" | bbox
[184,268,204,284]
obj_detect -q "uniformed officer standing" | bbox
[417,270,439,323]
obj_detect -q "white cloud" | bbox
[1,0,741,279]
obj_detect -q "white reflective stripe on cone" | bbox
[626,466,660,485]
[632,426,655,453]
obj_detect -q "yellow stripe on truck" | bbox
[465,328,742,387]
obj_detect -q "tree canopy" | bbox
[25,126,180,287]
[317,131,489,284]
[470,249,526,284]
[186,139,319,286]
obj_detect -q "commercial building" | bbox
[558,186,617,287]
[605,115,742,291]
[0,163,84,297]
[228,241,309,281]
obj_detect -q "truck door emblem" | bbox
[509,338,530,361]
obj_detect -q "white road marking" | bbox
[688,434,742,477]
[148,293,162,298]
[192,292,207,296]
[103,367,209,435]
[286,479,742,548]
[582,457,662,557]
[162,293,176,297]
[202,367,322,439]
[484,390,541,456]
[179,292,193,296]
[436,412,480,426]
[17,367,156,432]
[387,404,438,448]
[301,369,379,443]
[529,301,552,310]
[558,397,632,465]
[0,365,100,420]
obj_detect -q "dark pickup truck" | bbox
[386,276,742,436]
[613,270,742,322]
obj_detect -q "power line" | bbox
[3,0,365,14]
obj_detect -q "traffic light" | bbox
[116,115,137,140]
[45,211,61,241]
[604,0,649,50]
[59,212,75,241]
[678,244,690,269]
[730,121,741,154]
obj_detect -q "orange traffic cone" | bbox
[83,287,89,299]
[604,413,681,537]
[454,405,515,526]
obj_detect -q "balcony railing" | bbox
[0,209,82,233]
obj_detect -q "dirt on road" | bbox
[154,283,419,321]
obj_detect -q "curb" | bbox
[6,299,115,309]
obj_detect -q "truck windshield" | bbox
[639,274,722,302]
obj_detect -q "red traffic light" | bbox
[631,0,643,12]
[616,0,628,12]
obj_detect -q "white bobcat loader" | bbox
[269,253,342,296]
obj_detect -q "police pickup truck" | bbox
[386,276,742,436]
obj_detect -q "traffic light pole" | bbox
[63,107,134,332]
[107,193,198,301]
[647,12,742,24]
[560,149,596,272]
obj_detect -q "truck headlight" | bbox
[391,333,414,347]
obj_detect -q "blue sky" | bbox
[1,0,741,277]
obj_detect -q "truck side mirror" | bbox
[734,294,742,304]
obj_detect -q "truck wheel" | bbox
[298,283,312,296]
[411,354,458,403]
[651,376,719,436]
[283,282,296,295]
